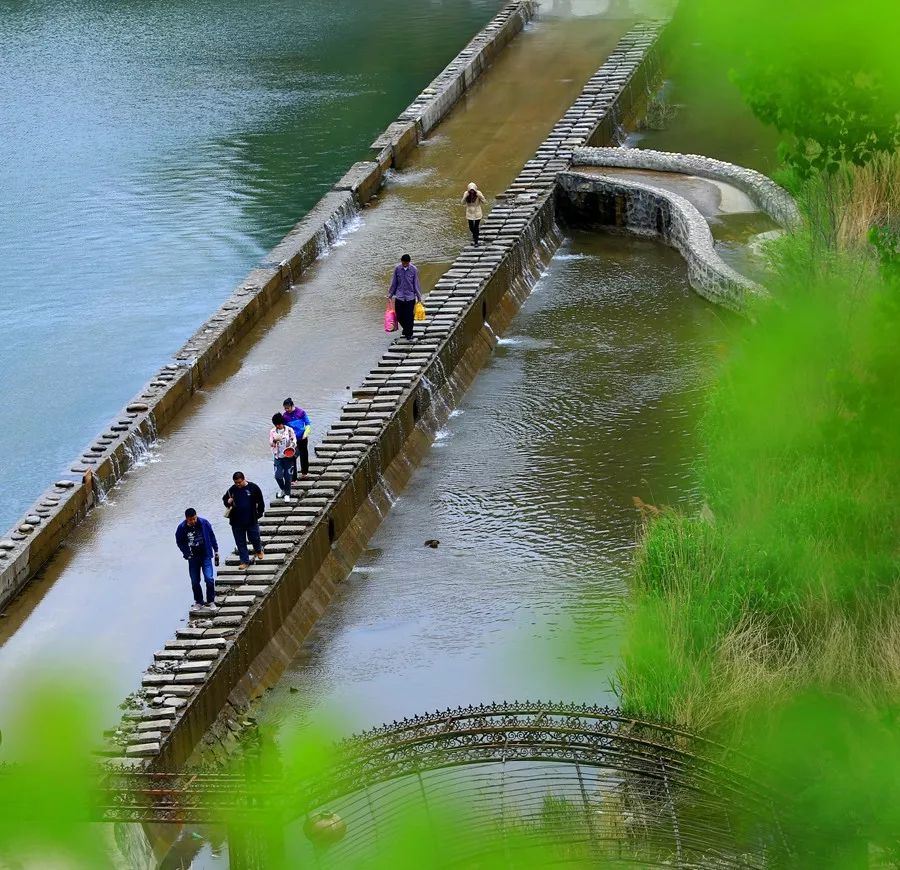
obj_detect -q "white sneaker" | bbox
[283,495,294,503]
[205,601,218,611]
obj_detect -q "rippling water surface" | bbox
[0,0,504,529]
[255,229,728,741]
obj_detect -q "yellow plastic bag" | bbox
[414,301,426,321]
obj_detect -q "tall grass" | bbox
[617,147,900,856]
[775,152,900,285]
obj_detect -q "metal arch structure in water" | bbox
[302,701,789,868]
[95,703,792,868]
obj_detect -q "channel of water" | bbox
[0,5,634,742]
[256,229,728,736]
[166,228,728,868]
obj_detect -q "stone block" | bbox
[126,742,160,757]
[136,719,172,732]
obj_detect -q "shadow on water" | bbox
[629,39,780,172]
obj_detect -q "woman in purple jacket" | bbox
[388,253,422,341]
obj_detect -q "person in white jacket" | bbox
[462,182,487,246]
[269,413,297,501]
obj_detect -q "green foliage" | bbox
[674,0,900,175]
[619,255,900,852]
[0,682,110,868]
[869,225,900,284]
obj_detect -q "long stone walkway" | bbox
[107,20,665,767]
[0,5,637,750]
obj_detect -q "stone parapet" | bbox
[572,146,802,229]
[101,21,669,771]
[558,169,767,311]
[0,1,539,613]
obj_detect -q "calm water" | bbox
[0,0,505,531]
[631,40,780,172]
[256,229,726,739]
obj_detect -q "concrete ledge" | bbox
[572,145,802,229]
[557,168,767,312]
[101,21,669,770]
[0,0,540,613]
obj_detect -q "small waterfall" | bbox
[421,375,453,424]
[610,104,627,146]
[109,451,122,481]
[123,427,157,469]
[90,471,110,506]
[315,200,362,259]
[371,474,399,521]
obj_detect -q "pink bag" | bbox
[384,302,398,333]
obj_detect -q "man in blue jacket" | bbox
[175,508,220,609]
[282,397,311,479]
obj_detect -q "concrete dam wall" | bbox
[105,21,669,771]
[0,1,537,612]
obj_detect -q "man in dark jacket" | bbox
[222,471,265,569]
[175,508,219,608]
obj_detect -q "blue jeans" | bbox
[274,457,293,496]
[188,555,215,604]
[231,522,262,565]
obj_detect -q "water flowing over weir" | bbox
[89,15,673,776]
[0,3,644,748]
[250,229,725,740]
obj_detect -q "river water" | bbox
[0,3,634,737]
[0,0,507,532]
[254,230,726,742]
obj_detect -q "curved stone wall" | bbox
[0,1,538,612]
[572,145,801,229]
[557,168,767,311]
[103,22,668,769]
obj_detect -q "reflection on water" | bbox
[631,45,779,173]
[255,230,727,745]
[0,0,505,530]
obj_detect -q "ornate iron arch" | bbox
[295,701,791,868]
[93,701,793,868]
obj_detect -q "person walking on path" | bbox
[281,398,311,479]
[222,471,265,570]
[388,254,422,341]
[175,508,219,609]
[270,412,297,501]
[462,182,487,246]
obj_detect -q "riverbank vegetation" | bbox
[619,0,900,862]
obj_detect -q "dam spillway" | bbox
[0,2,647,749]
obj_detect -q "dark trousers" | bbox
[395,298,415,339]
[290,439,310,477]
[468,219,481,245]
[274,456,293,495]
[188,555,215,604]
[231,522,262,564]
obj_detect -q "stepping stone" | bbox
[126,743,160,757]
[158,685,195,697]
[165,637,227,651]
[136,720,172,732]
